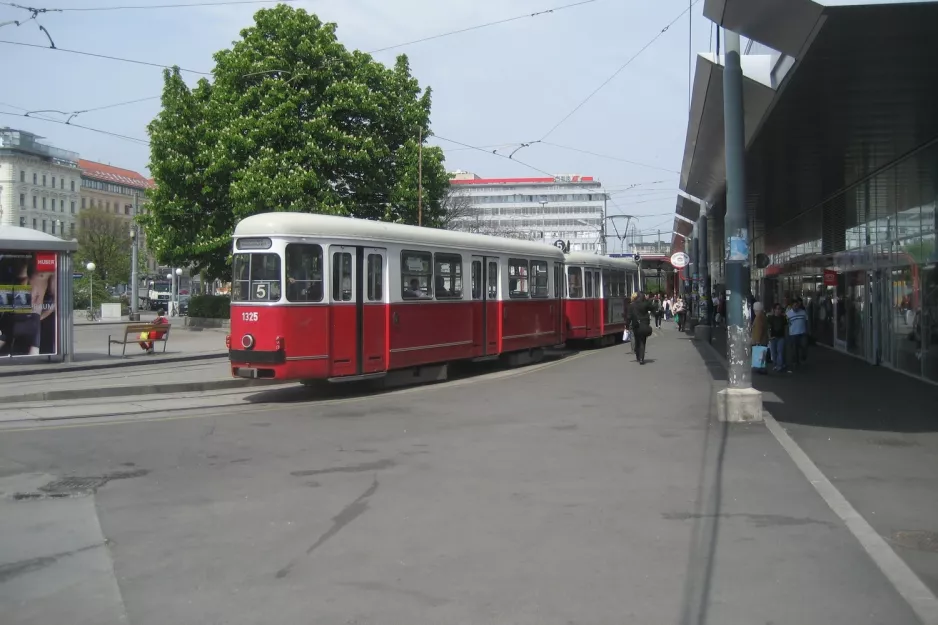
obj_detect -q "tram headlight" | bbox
[241,334,255,350]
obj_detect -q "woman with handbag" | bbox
[628,292,654,365]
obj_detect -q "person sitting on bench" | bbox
[139,308,169,354]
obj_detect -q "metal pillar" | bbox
[699,210,710,325]
[130,192,140,321]
[718,29,762,422]
[691,226,699,321]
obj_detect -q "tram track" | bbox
[0,346,598,432]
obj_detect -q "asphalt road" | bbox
[0,330,926,625]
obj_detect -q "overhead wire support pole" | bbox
[718,29,762,422]
[417,127,423,227]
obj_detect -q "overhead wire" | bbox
[12,0,296,10]
[0,39,211,73]
[0,110,151,145]
[537,0,702,142]
[539,141,680,174]
[433,135,556,178]
[367,0,599,54]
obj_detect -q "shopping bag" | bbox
[622,329,631,343]
[751,345,768,371]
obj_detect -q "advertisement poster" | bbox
[0,251,57,357]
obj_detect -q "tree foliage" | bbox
[144,5,448,279]
[77,207,132,285]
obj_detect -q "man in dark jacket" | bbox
[628,292,654,364]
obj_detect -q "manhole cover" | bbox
[40,477,109,494]
[890,530,938,553]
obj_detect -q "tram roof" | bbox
[234,212,566,259]
[564,252,638,270]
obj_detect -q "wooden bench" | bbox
[108,323,172,357]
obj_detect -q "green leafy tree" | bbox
[77,207,133,285]
[144,4,448,279]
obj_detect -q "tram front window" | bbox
[233,253,282,302]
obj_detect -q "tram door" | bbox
[329,246,387,377]
[584,268,596,335]
[471,255,499,356]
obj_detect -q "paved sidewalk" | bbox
[0,328,929,624]
[0,322,227,377]
[745,342,938,596]
[0,358,264,406]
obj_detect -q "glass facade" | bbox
[761,143,938,384]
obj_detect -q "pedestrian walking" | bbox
[750,302,769,374]
[673,297,686,332]
[767,303,788,372]
[628,292,654,364]
[786,298,809,369]
[652,294,664,328]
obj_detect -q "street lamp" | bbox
[86,262,96,320]
[129,224,139,320]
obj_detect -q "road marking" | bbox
[0,349,596,433]
[764,413,938,625]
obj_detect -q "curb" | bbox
[0,352,228,379]
[0,377,282,404]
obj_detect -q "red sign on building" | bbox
[823,269,838,286]
[35,252,56,272]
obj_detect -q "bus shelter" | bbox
[0,225,78,362]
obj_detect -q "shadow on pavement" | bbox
[242,348,583,405]
[751,344,938,433]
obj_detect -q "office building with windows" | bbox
[0,128,81,238]
[449,172,608,253]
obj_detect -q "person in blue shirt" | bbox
[786,297,810,369]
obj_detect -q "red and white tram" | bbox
[228,213,566,382]
[563,252,640,344]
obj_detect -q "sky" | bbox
[0,0,720,243]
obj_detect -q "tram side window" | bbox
[531,260,549,298]
[568,266,583,298]
[471,261,482,300]
[554,263,564,298]
[401,250,432,299]
[585,269,594,298]
[487,261,498,298]
[434,253,463,300]
[232,253,281,302]
[332,252,353,302]
[602,269,611,298]
[508,258,529,298]
[617,270,626,297]
[285,244,323,302]
[367,253,383,301]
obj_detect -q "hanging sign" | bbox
[823,269,838,286]
[670,252,689,268]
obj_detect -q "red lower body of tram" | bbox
[228,299,563,382]
[563,296,629,342]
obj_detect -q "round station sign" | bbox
[670,252,689,268]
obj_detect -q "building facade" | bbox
[79,159,157,272]
[0,128,82,238]
[449,172,607,253]
[673,0,938,385]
